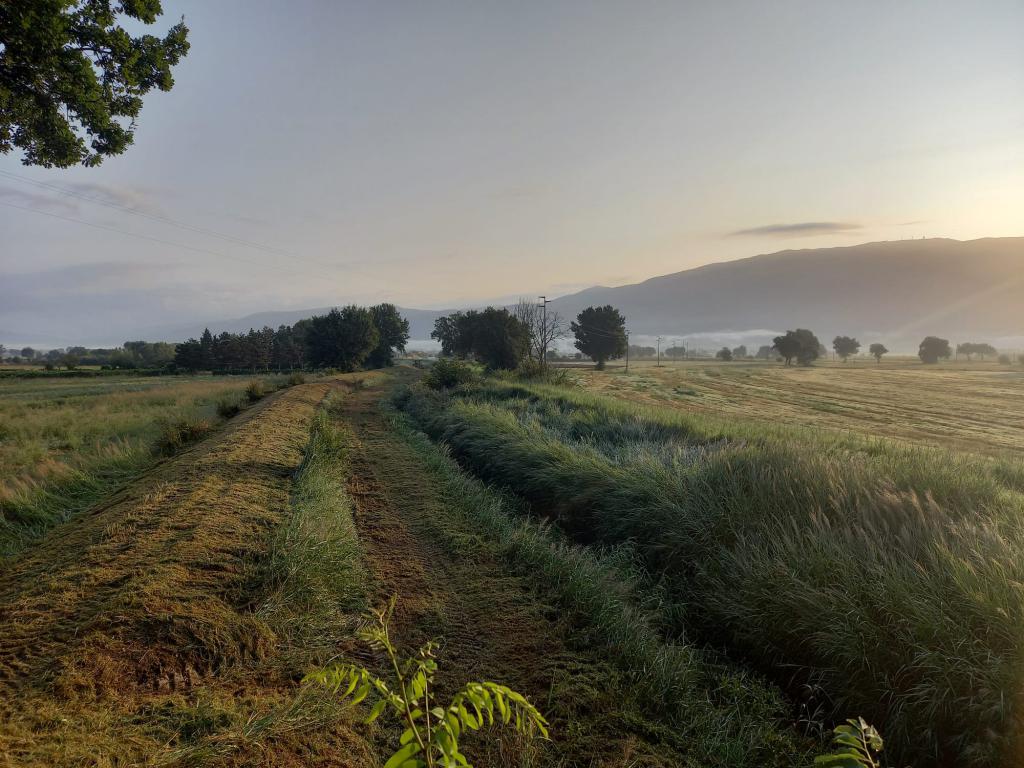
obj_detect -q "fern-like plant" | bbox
[304,598,548,768]
[815,717,885,768]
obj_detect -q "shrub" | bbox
[423,358,479,389]
[215,398,242,419]
[287,372,307,386]
[998,354,1011,365]
[245,379,266,402]
[154,418,214,456]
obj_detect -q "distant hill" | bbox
[153,237,1023,353]
[546,237,1024,350]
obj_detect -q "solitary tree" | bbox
[832,336,861,361]
[366,303,410,368]
[868,343,888,363]
[773,329,821,366]
[918,336,952,364]
[20,347,35,361]
[571,306,627,370]
[0,1,190,167]
[716,347,734,361]
[306,306,379,371]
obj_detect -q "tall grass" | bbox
[396,380,1024,766]
[255,396,366,662]
[384,404,817,767]
[0,374,289,558]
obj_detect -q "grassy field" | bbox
[397,371,1024,766]
[0,374,285,557]
[5,362,1022,765]
[571,358,1024,457]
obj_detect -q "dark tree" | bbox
[918,336,952,364]
[20,346,35,360]
[174,338,202,372]
[716,347,733,361]
[731,345,747,359]
[367,303,410,368]
[0,1,190,167]
[755,345,774,360]
[832,335,861,361]
[460,308,529,370]
[773,329,821,366]
[869,343,888,363]
[431,313,465,357]
[199,328,215,369]
[306,306,379,371]
[572,305,627,370]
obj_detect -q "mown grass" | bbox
[383,402,817,767]
[396,378,1024,766]
[0,374,288,558]
[576,359,1024,457]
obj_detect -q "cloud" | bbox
[64,182,164,214]
[729,221,862,237]
[0,185,80,215]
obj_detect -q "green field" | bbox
[0,374,284,557]
[2,364,1022,766]
[573,358,1024,456]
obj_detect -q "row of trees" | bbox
[173,304,410,372]
[0,341,175,369]
[431,303,629,370]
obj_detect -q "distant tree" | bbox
[366,304,410,368]
[716,347,733,361]
[755,345,774,360]
[461,308,530,370]
[956,342,975,361]
[60,353,80,370]
[306,306,379,371]
[572,306,627,370]
[199,328,216,369]
[918,336,952,364]
[0,1,190,168]
[773,329,821,366]
[0,344,5,359]
[832,336,861,361]
[45,349,63,363]
[731,345,747,359]
[431,313,465,357]
[665,345,687,359]
[20,346,35,360]
[174,339,203,372]
[968,342,997,360]
[271,324,304,369]
[998,353,1011,365]
[868,343,888,363]
[628,344,656,359]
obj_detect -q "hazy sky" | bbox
[2,0,1023,343]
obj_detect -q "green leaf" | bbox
[383,742,421,768]
[365,699,388,724]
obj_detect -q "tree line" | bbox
[173,304,409,372]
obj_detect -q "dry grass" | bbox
[574,358,1024,457]
[0,375,290,557]
[0,380,379,767]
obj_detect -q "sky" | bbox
[2,0,1023,345]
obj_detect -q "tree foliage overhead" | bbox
[0,0,190,167]
[918,336,952,364]
[773,328,821,366]
[832,335,861,361]
[571,305,627,370]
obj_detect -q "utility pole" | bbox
[656,336,663,367]
[625,330,630,373]
[538,295,550,369]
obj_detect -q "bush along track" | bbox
[395,379,1024,767]
[0,380,374,768]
